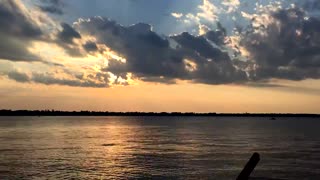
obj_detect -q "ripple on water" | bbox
[0,116,319,179]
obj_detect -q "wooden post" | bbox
[237,152,260,180]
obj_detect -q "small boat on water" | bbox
[270,117,276,120]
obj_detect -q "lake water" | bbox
[0,116,319,179]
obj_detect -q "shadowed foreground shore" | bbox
[0,110,319,117]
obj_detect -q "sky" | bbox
[0,0,320,113]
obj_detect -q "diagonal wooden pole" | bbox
[237,152,260,180]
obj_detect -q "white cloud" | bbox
[222,0,240,13]
[171,12,183,18]
[197,0,219,22]
[199,24,210,35]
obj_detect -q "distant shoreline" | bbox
[0,110,319,117]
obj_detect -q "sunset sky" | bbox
[0,0,320,113]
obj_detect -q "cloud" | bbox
[83,41,98,52]
[58,23,81,44]
[0,0,81,62]
[0,0,43,62]
[303,0,320,11]
[221,0,240,13]
[198,0,219,22]
[2,0,320,89]
[205,22,227,46]
[171,0,235,35]
[171,13,183,19]
[75,17,247,85]
[38,0,64,15]
[0,61,14,76]
[31,72,109,88]
[7,71,30,83]
[172,0,219,29]
[55,23,84,57]
[0,1,110,87]
[39,5,63,15]
[240,7,320,81]
[2,69,110,88]
[0,0,84,60]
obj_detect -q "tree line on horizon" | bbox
[0,110,319,117]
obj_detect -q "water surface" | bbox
[0,116,319,179]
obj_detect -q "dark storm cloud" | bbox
[0,0,83,61]
[170,32,247,84]
[39,5,63,15]
[171,32,226,61]
[56,23,84,57]
[38,0,64,15]
[32,73,108,88]
[4,70,109,88]
[241,7,320,81]
[3,0,320,88]
[7,71,30,83]
[83,41,98,52]
[58,23,81,44]
[75,17,247,84]
[62,46,84,57]
[205,22,227,46]
[0,0,43,62]
[0,35,42,61]
[0,1,42,37]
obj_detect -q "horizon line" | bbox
[0,110,319,117]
